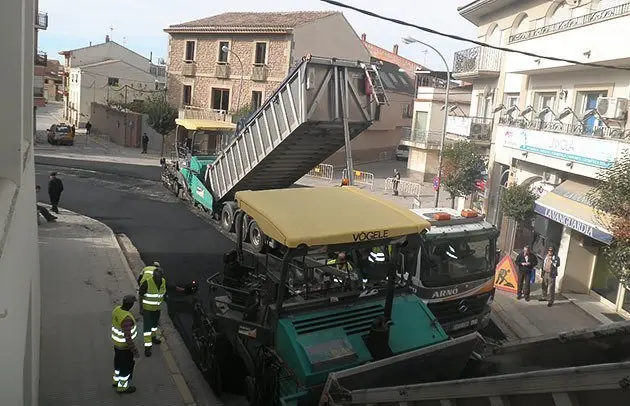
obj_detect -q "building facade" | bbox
[456,0,630,316]
[2,0,41,404]
[43,59,64,102]
[164,11,369,115]
[59,38,166,127]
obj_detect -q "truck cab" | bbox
[408,208,499,336]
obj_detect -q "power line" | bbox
[320,0,630,71]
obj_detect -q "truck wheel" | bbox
[221,204,235,232]
[249,221,266,253]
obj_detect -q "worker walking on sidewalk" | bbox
[139,268,166,357]
[112,295,140,394]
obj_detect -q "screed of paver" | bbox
[38,211,186,406]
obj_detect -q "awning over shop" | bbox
[534,180,613,244]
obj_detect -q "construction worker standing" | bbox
[138,268,166,357]
[138,261,161,285]
[112,295,139,394]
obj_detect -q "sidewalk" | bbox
[38,210,195,405]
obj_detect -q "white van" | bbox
[396,144,409,160]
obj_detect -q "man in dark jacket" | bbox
[36,185,56,222]
[48,172,64,214]
[541,246,560,307]
[515,246,537,301]
[141,133,149,154]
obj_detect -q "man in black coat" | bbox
[515,245,538,301]
[48,172,64,214]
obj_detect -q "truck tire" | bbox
[249,221,266,253]
[221,204,235,232]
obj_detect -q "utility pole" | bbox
[124,85,128,146]
[341,67,354,185]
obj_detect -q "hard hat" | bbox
[153,261,161,267]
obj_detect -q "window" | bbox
[185,40,195,61]
[575,90,607,131]
[251,91,263,109]
[182,85,192,105]
[402,104,413,119]
[504,93,519,108]
[533,91,556,121]
[107,77,119,86]
[254,42,267,65]
[211,88,230,111]
[218,41,229,63]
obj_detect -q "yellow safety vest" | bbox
[142,277,166,311]
[139,266,158,284]
[326,259,354,271]
[111,306,138,349]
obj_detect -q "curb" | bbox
[116,233,223,406]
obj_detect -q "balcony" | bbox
[178,106,232,122]
[446,116,493,142]
[182,61,196,77]
[35,51,47,66]
[401,127,442,149]
[252,65,268,82]
[497,115,630,140]
[215,63,231,79]
[452,46,501,80]
[509,2,630,44]
[35,12,48,30]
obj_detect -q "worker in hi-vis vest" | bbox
[369,246,392,263]
[138,268,166,357]
[137,261,161,285]
[111,295,139,394]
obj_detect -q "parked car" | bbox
[47,124,74,145]
[396,143,409,161]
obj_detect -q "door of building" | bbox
[584,93,600,132]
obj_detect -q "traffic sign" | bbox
[494,255,518,294]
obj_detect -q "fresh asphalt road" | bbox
[35,156,234,361]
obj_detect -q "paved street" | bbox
[38,210,192,405]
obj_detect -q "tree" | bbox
[232,103,255,125]
[441,141,486,207]
[588,150,630,287]
[145,94,178,156]
[500,183,537,223]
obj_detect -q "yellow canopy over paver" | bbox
[175,118,236,131]
[235,187,431,248]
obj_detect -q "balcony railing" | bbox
[452,46,501,79]
[178,106,232,122]
[35,12,48,30]
[35,51,47,66]
[497,115,630,141]
[447,116,493,141]
[509,2,630,43]
[401,127,442,146]
[252,65,268,82]
[182,61,196,77]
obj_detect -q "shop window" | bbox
[591,248,619,305]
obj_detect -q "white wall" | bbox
[0,0,41,404]
[68,41,150,71]
[72,61,160,125]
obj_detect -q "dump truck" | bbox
[161,55,389,252]
[319,320,630,405]
[190,187,480,406]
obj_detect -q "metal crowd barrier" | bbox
[385,177,424,198]
[306,163,334,182]
[342,169,375,190]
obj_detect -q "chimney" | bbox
[105,35,110,43]
[150,51,153,63]
[393,44,399,55]
[89,41,92,46]
[361,33,366,41]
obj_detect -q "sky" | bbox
[38,0,477,70]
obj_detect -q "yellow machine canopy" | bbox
[235,187,431,249]
[175,118,236,131]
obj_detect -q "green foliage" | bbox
[589,150,630,287]
[500,183,537,223]
[231,103,255,124]
[441,141,486,200]
[145,94,178,136]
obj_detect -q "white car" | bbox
[396,144,409,161]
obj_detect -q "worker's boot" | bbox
[152,337,162,345]
[145,348,152,357]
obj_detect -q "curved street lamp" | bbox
[402,35,451,208]
[222,45,244,114]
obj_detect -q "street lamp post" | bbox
[222,46,244,114]
[402,36,451,208]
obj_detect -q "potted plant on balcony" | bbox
[588,151,630,287]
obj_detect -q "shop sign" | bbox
[494,255,518,294]
[534,204,613,244]
[499,126,621,168]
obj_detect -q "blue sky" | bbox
[38,0,476,69]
